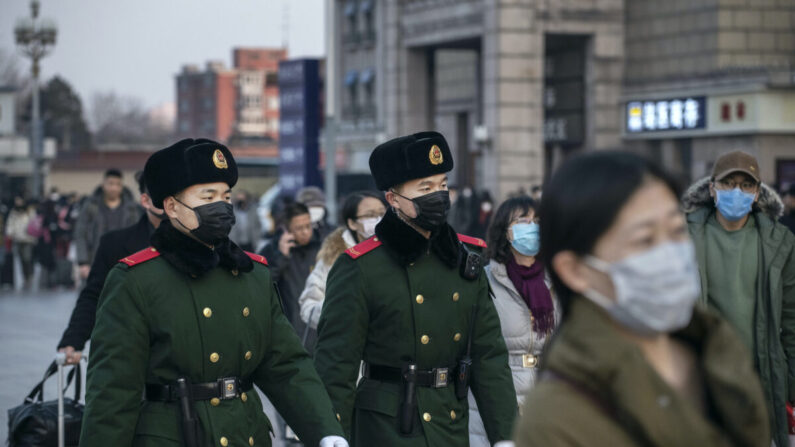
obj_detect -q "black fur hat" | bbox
[145,138,238,208]
[368,131,454,191]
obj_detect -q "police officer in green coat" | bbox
[79,138,348,447]
[314,131,517,447]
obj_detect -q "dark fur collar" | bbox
[151,220,253,278]
[374,208,460,268]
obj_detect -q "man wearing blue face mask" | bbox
[683,150,795,447]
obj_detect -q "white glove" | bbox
[319,435,349,447]
[494,442,515,447]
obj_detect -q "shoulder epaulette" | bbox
[457,234,487,248]
[246,252,268,266]
[119,247,161,267]
[345,236,383,259]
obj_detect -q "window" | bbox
[344,0,358,38]
[361,0,374,39]
[359,68,375,110]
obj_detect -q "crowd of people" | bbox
[4,131,795,447]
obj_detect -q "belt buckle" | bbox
[220,377,238,399]
[522,354,538,369]
[433,368,449,388]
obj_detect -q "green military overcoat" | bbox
[79,222,344,447]
[314,210,517,447]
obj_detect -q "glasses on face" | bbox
[290,223,313,234]
[717,178,758,193]
[512,216,540,225]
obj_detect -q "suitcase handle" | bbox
[24,360,81,403]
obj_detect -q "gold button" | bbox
[421,335,430,345]
[450,410,457,420]
[210,397,220,406]
[245,351,252,360]
[416,294,424,304]
[150,248,157,252]
[249,436,254,446]
[452,292,460,302]
[454,333,462,342]
[242,307,250,317]
[203,307,212,318]
[423,412,431,422]
[374,237,379,242]
[220,437,228,446]
[336,413,341,421]
[232,269,239,276]
[210,352,220,363]
[241,392,248,402]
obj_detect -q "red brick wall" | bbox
[233,48,287,71]
[215,72,237,142]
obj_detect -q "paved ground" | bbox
[0,288,292,446]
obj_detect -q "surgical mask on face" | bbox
[582,241,701,336]
[715,187,755,221]
[174,197,236,246]
[309,206,326,224]
[393,190,451,231]
[510,222,540,256]
[357,216,382,239]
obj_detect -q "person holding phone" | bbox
[260,202,322,342]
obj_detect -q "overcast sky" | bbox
[0,0,326,109]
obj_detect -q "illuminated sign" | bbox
[626,97,706,133]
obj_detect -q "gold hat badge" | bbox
[429,145,443,166]
[212,149,228,169]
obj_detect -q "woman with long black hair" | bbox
[515,151,770,447]
[469,195,559,447]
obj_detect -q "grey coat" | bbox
[468,261,559,447]
[74,187,142,266]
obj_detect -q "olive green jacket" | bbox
[684,177,795,447]
[515,298,770,447]
[79,249,344,447]
[314,211,517,447]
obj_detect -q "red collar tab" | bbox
[246,252,269,266]
[457,234,487,248]
[119,247,161,267]
[345,236,383,259]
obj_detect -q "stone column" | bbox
[482,0,544,199]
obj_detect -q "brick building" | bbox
[329,0,795,198]
[176,48,287,144]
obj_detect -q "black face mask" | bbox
[174,198,236,246]
[394,190,451,231]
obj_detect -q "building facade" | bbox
[176,48,287,144]
[330,0,795,198]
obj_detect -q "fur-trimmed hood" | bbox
[317,227,358,266]
[681,176,784,219]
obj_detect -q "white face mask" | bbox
[309,206,326,224]
[357,216,382,239]
[583,240,701,336]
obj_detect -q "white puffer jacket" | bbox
[298,228,358,329]
[468,261,559,447]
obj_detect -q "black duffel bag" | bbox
[7,360,83,447]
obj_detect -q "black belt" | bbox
[366,364,454,388]
[145,377,253,402]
